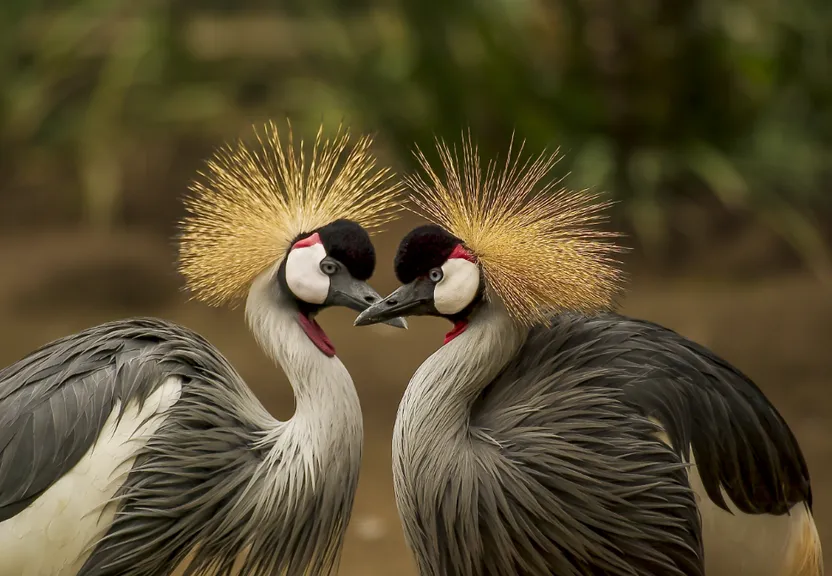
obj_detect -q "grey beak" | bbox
[381,316,408,329]
[326,275,408,329]
[354,280,435,327]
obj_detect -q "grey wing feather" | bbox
[410,310,808,576]
[493,312,812,514]
[576,313,811,514]
[0,317,298,576]
[473,344,703,576]
[0,318,193,522]
[76,321,280,576]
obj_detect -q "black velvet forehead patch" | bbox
[316,219,376,280]
[394,224,462,283]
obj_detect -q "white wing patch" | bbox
[0,377,182,576]
[649,417,821,576]
[434,258,480,315]
[285,244,329,305]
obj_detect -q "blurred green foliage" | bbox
[0,0,829,271]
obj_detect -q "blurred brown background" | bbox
[0,1,830,574]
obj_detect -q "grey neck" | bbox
[391,299,526,575]
[245,267,363,464]
[396,300,526,441]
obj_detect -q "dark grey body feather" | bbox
[0,317,357,576]
[394,309,811,576]
[556,313,811,514]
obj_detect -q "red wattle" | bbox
[444,320,469,345]
[297,313,336,357]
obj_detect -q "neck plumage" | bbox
[395,302,526,445]
[237,271,363,575]
[391,301,526,575]
[184,269,361,576]
[246,273,362,462]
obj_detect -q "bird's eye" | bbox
[428,268,444,283]
[321,261,339,275]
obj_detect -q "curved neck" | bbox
[398,302,526,437]
[245,269,362,451]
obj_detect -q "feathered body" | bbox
[357,134,821,575]
[394,307,818,575]
[0,122,402,575]
[0,313,359,576]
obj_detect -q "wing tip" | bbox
[787,505,824,576]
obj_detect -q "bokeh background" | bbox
[1,1,830,574]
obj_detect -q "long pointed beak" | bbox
[354,280,434,327]
[326,276,407,329]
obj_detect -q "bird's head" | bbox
[355,133,625,344]
[275,218,406,355]
[353,225,483,341]
[177,121,406,357]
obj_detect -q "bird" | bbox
[355,135,822,576]
[0,121,406,576]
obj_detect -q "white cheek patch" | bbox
[285,243,329,304]
[434,258,480,315]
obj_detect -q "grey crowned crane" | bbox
[0,122,405,576]
[355,136,822,576]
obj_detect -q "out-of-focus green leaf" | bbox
[567,138,614,191]
[685,142,749,209]
[0,0,828,276]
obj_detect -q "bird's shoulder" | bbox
[474,312,811,515]
[0,316,243,399]
[468,379,703,576]
[0,316,244,522]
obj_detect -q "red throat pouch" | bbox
[444,320,469,345]
[297,313,336,357]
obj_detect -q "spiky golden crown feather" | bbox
[178,121,403,307]
[404,133,625,325]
